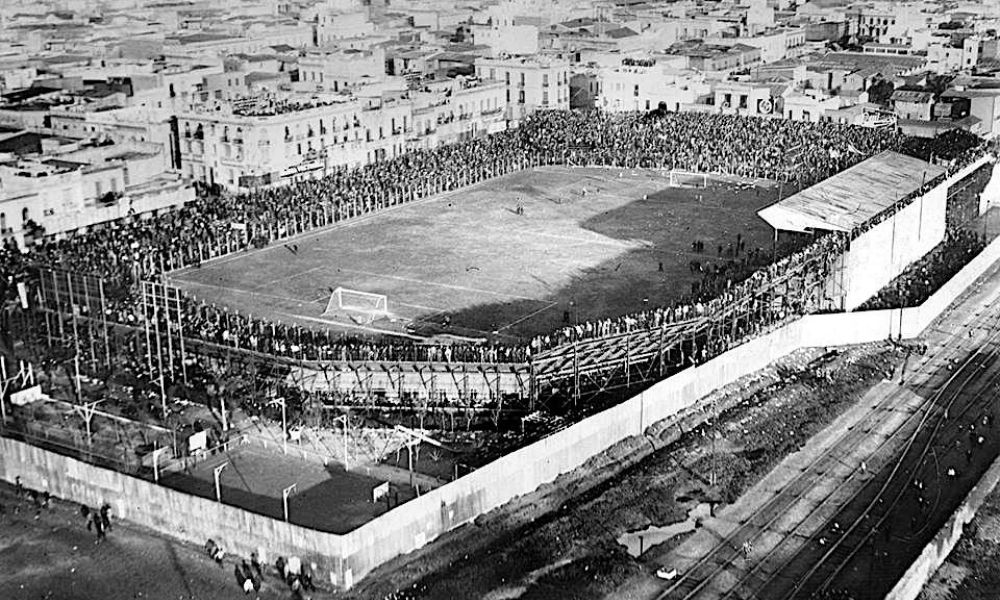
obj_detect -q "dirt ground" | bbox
[0,481,313,600]
[918,472,1000,600]
[344,342,907,600]
[171,167,779,342]
[159,444,417,534]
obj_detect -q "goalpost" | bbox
[322,287,388,319]
[668,170,708,188]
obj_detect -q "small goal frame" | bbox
[668,170,708,188]
[322,287,388,318]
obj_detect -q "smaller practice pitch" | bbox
[159,442,417,534]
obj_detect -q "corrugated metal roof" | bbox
[757,150,945,233]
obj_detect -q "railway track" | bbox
[774,339,1000,598]
[654,302,1000,600]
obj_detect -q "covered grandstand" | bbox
[757,150,946,233]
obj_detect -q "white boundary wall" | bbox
[5,189,1000,589]
[336,229,1000,585]
[842,155,992,310]
[884,451,1000,600]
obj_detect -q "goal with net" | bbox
[668,170,708,188]
[322,287,388,319]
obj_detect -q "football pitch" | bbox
[170,167,780,343]
[160,443,417,534]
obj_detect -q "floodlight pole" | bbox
[282,483,296,522]
[214,462,228,502]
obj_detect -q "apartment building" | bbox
[475,54,570,122]
[0,143,192,245]
[178,77,507,189]
[596,57,710,113]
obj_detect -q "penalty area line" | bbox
[495,301,560,333]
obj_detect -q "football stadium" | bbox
[3,109,1000,594]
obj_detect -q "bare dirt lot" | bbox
[160,443,417,534]
[0,481,305,600]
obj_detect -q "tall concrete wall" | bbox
[5,213,1000,589]
[884,451,1000,600]
[982,159,1000,209]
[0,437,349,585]
[843,184,947,311]
[336,319,811,583]
[843,154,995,311]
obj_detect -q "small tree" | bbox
[867,79,895,105]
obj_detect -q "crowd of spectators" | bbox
[858,228,988,310]
[542,110,905,182]
[0,109,986,376]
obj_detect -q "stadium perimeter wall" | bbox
[0,437,350,584]
[3,226,1000,589]
[842,155,993,311]
[883,450,1000,600]
[342,229,1000,585]
[983,159,1000,210]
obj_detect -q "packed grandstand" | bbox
[0,111,994,413]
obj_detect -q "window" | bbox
[505,71,510,84]
[518,90,525,104]
[520,73,525,85]
[645,99,650,110]
[542,74,549,86]
[490,68,495,79]
[542,91,548,104]
[634,84,639,97]
[506,90,510,102]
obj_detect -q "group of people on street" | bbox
[204,538,317,599]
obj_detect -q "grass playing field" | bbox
[170,167,780,344]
